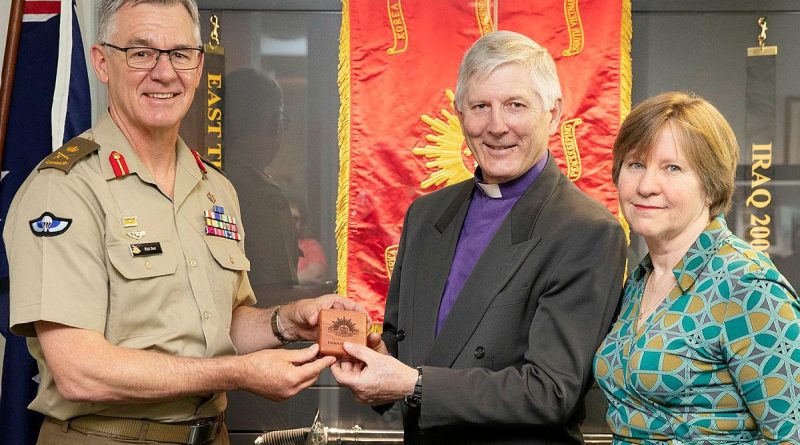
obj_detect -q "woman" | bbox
[594,91,800,443]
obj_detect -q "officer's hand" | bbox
[237,343,335,401]
[329,342,417,406]
[280,294,369,342]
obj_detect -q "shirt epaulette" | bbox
[37,136,100,174]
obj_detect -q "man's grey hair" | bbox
[96,0,201,46]
[454,30,562,112]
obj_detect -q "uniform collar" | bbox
[95,111,204,183]
[631,214,730,292]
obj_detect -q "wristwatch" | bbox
[271,306,291,345]
[403,366,423,409]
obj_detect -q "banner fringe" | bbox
[335,0,351,296]
[618,0,632,246]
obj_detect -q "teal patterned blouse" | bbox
[594,215,800,444]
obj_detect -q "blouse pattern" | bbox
[594,215,800,444]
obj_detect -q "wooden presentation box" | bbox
[318,309,368,358]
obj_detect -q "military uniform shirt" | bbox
[4,112,255,421]
[594,215,800,444]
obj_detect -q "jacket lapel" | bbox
[424,157,562,367]
[410,182,473,363]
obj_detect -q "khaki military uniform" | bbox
[4,112,255,422]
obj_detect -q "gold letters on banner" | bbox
[746,143,773,253]
[385,244,399,278]
[387,0,408,55]
[204,14,224,168]
[559,118,583,181]
[206,74,223,168]
[562,0,584,57]
[475,0,494,36]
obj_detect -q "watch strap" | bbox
[404,366,423,409]
[271,306,291,345]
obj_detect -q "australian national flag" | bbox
[0,1,91,443]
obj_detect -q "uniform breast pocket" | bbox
[106,239,179,340]
[203,237,250,325]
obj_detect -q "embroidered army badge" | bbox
[204,205,240,241]
[29,212,72,237]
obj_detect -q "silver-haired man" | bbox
[332,31,626,444]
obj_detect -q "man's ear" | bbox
[547,98,563,136]
[90,44,110,85]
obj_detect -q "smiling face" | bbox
[457,63,561,184]
[90,3,202,135]
[617,124,711,249]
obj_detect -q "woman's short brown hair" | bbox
[612,91,739,216]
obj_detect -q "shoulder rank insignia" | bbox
[38,137,100,174]
[190,149,224,176]
[29,212,72,237]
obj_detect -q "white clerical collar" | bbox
[476,182,502,198]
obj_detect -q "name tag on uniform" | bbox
[129,242,162,257]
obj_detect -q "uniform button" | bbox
[396,330,406,341]
[202,311,211,320]
[189,259,198,267]
[144,260,152,270]
[229,255,235,264]
[474,346,485,359]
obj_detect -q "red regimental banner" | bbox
[338,0,632,322]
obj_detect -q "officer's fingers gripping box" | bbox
[318,309,368,358]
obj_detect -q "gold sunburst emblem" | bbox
[329,317,359,337]
[412,89,476,189]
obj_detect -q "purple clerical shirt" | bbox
[435,153,549,335]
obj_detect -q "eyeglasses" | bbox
[101,43,204,70]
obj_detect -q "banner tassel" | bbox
[335,0,352,297]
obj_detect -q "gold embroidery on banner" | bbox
[475,0,493,36]
[206,73,223,168]
[560,118,583,181]
[412,89,474,189]
[562,0,584,57]
[385,244,399,278]
[387,0,408,55]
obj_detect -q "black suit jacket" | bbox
[382,155,626,444]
